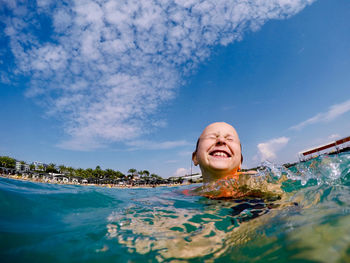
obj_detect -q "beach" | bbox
[0,173,188,189]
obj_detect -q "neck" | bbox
[202,169,239,184]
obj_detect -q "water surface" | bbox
[1,152,350,262]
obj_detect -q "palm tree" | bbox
[105,169,117,179]
[0,156,16,168]
[128,168,137,179]
[94,165,104,178]
[151,173,162,180]
[85,168,94,178]
[46,163,58,173]
[116,171,126,180]
[58,165,66,173]
[138,170,144,178]
[29,164,35,171]
[75,168,85,178]
[37,164,44,171]
[128,168,137,174]
[66,167,75,177]
[141,170,150,183]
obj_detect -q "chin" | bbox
[209,161,232,170]
[209,165,231,171]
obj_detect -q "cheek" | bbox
[232,146,242,160]
[198,150,208,162]
[197,143,210,158]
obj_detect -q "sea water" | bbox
[1,152,350,262]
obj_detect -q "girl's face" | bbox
[193,122,241,180]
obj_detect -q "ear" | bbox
[192,152,198,166]
[238,154,243,171]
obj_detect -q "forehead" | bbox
[200,122,238,137]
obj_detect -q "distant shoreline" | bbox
[0,174,190,189]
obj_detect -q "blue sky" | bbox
[1,0,350,178]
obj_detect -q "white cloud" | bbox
[2,0,316,150]
[257,136,290,161]
[174,167,189,177]
[290,99,350,130]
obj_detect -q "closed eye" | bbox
[203,135,217,140]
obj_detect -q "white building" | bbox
[182,173,202,182]
[15,161,30,172]
[32,161,47,171]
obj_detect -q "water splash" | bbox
[257,153,350,187]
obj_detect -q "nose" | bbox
[215,136,226,145]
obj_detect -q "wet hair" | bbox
[193,138,243,164]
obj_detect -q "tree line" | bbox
[0,155,162,181]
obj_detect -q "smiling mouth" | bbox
[209,150,232,158]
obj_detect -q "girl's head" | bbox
[192,122,242,182]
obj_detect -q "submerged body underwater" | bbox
[1,152,350,262]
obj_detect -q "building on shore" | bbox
[32,161,47,171]
[15,161,30,172]
[182,173,202,183]
[298,136,350,161]
[168,173,202,184]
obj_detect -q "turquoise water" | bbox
[1,152,350,262]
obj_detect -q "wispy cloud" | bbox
[2,0,315,150]
[290,99,350,130]
[257,137,290,161]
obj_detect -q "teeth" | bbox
[213,152,228,157]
